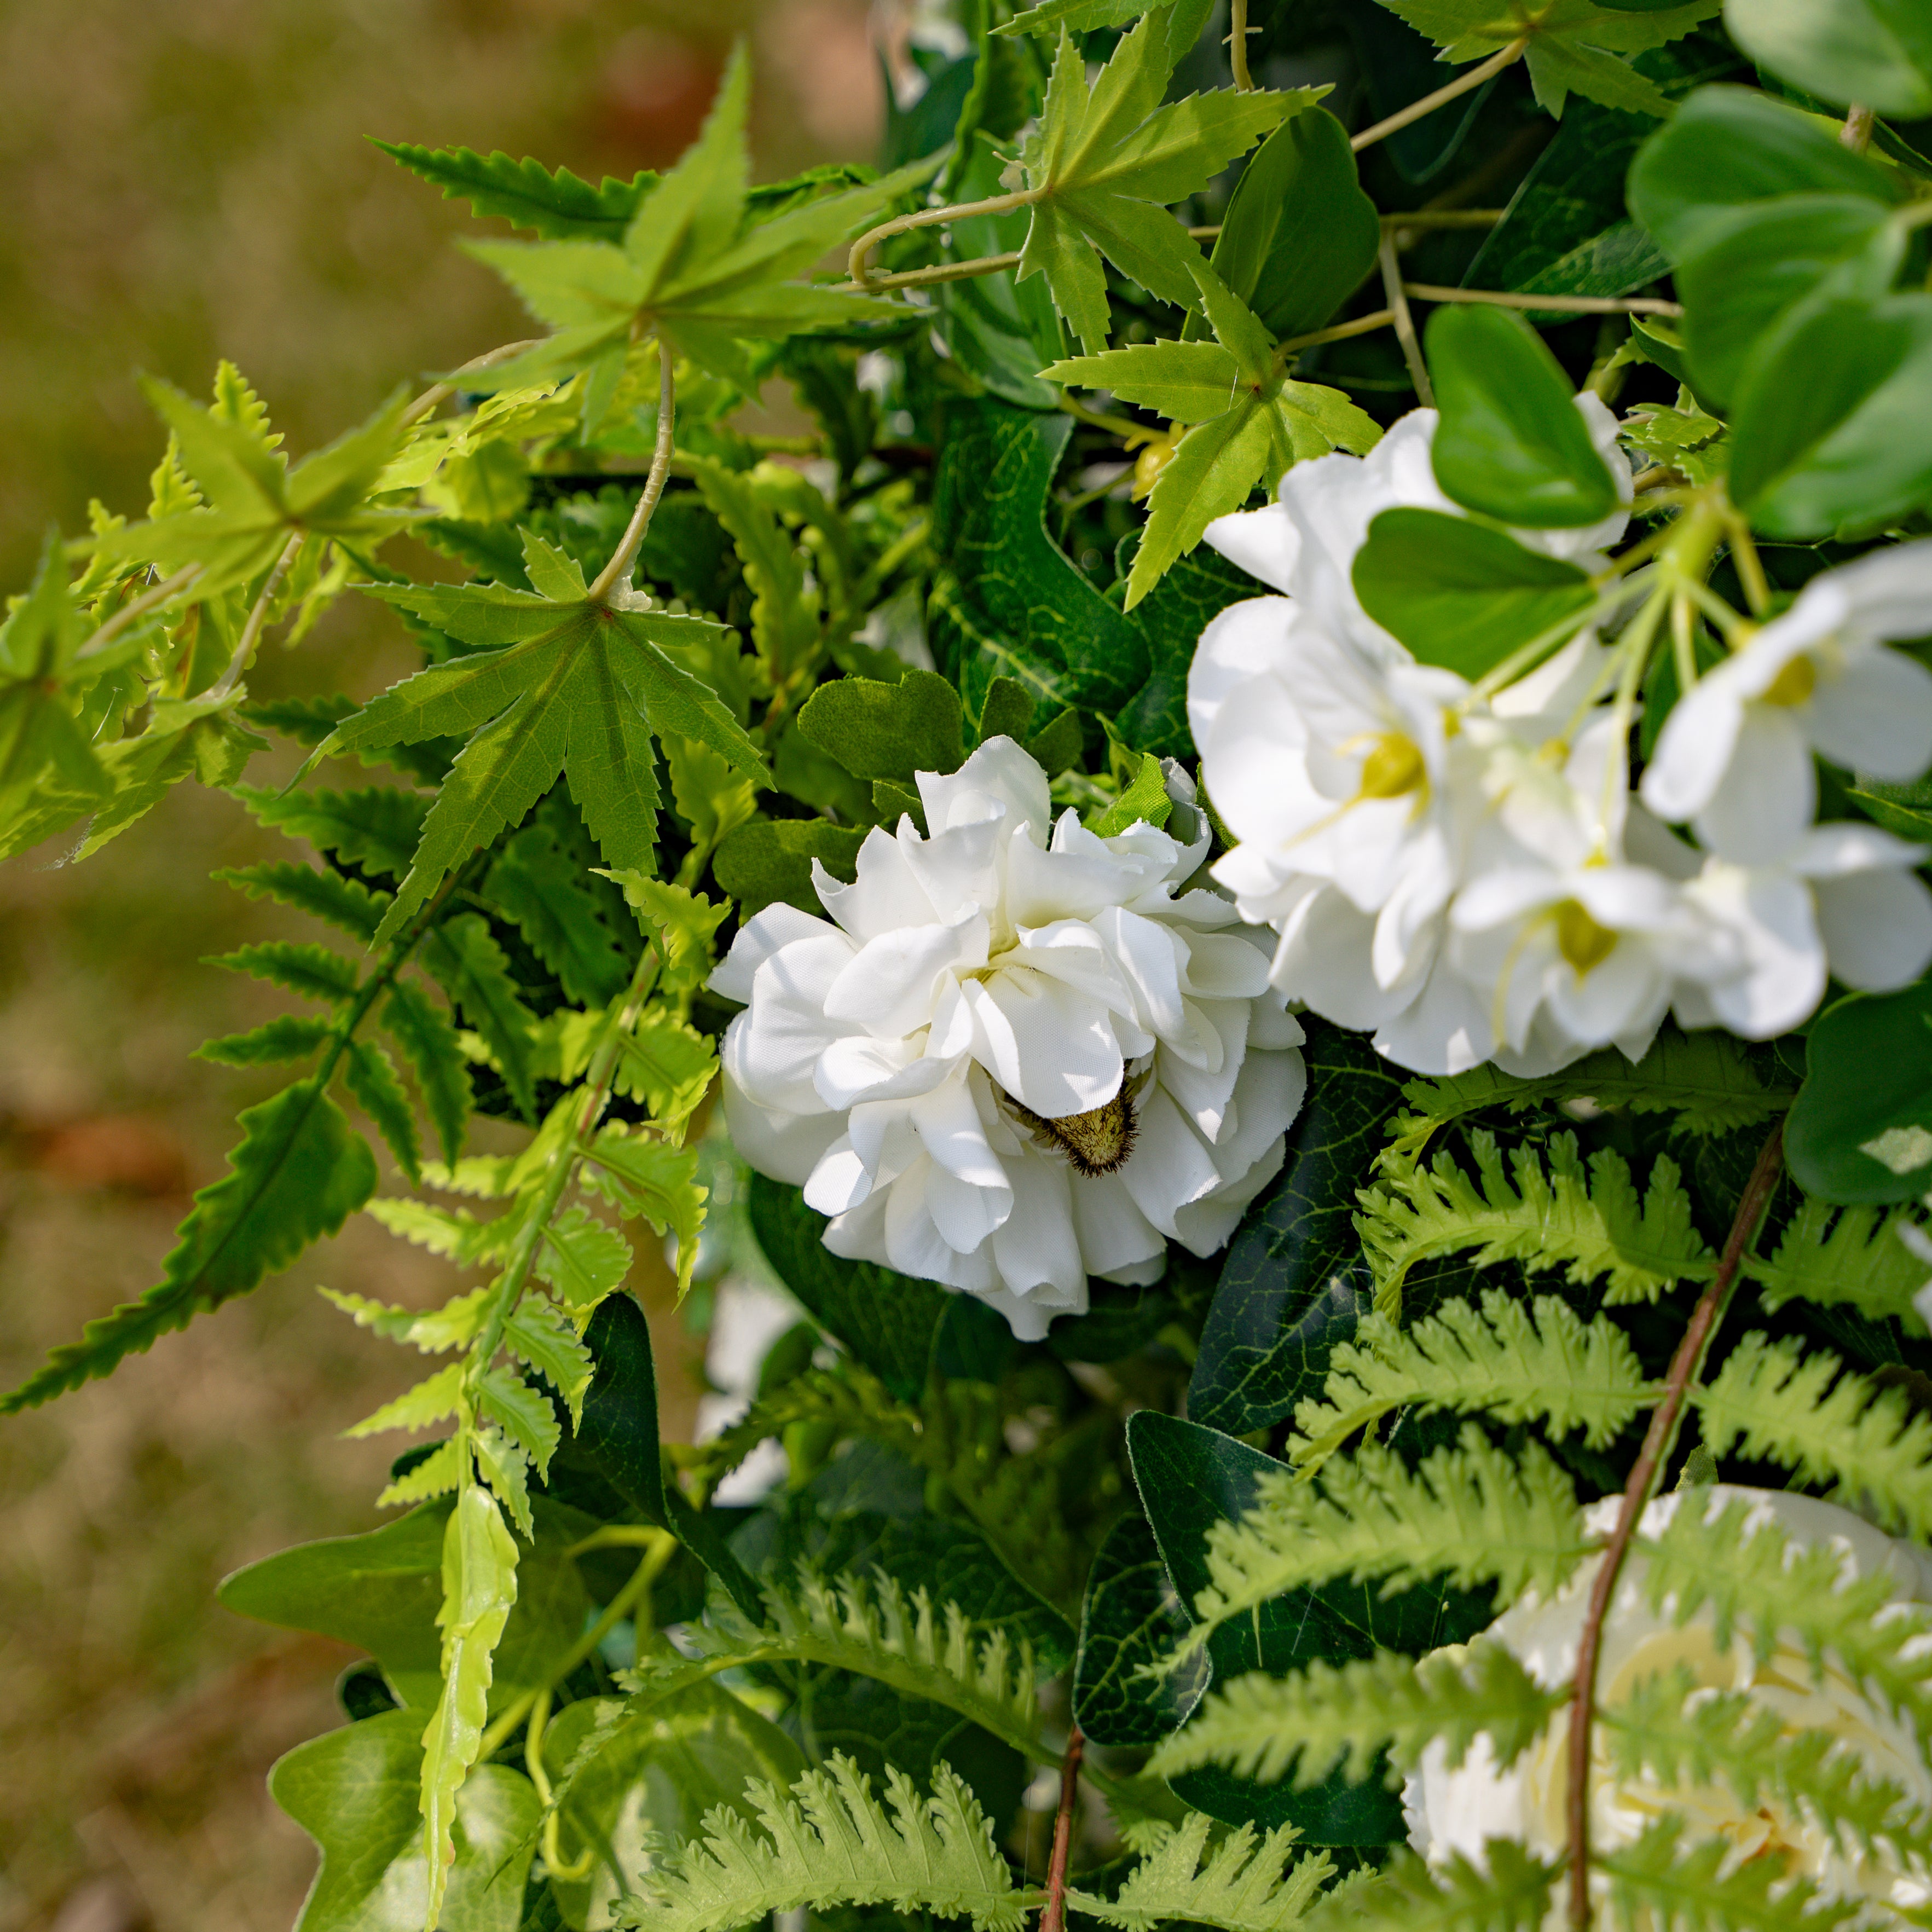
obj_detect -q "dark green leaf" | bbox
[977,675,1040,745]
[238,784,429,880]
[485,823,631,1008]
[1724,0,1932,119]
[1073,1512,1206,1746]
[213,861,388,944]
[371,139,657,242]
[797,669,966,785]
[1426,304,1621,528]
[713,818,866,919]
[1786,979,1932,1204]
[1351,508,1597,679]
[345,1038,422,1185]
[419,912,540,1124]
[1847,774,1932,842]
[1114,532,1262,760]
[1190,1021,1408,1435]
[2,1079,377,1413]
[381,981,471,1167]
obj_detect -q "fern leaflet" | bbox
[1292,1292,1655,1468]
[1596,1815,1861,1932]
[1741,1195,1930,1330]
[1601,1664,1932,1867]
[1148,1639,1564,1787]
[1181,1430,1592,1667]
[1066,1813,1333,1932]
[1691,1331,1932,1542]
[1356,1131,1712,1311]
[1300,1843,1558,1932]
[629,1754,1030,1932]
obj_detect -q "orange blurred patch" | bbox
[761,0,884,154]
[593,28,724,167]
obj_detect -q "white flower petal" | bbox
[1188,596,1295,749]
[709,901,835,1004]
[1691,708,1816,863]
[916,734,1052,837]
[1202,502,1300,593]
[1815,865,1932,990]
[1808,646,1932,779]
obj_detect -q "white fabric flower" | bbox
[710,737,1306,1341]
[1201,401,1633,667]
[1642,542,1932,864]
[1406,1485,1932,1917]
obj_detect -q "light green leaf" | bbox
[1067,1812,1332,1932]
[344,1361,467,1439]
[504,1296,595,1426]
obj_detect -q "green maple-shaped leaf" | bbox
[461,43,929,394]
[1017,16,1317,353]
[1379,0,1723,118]
[323,532,767,942]
[96,375,420,596]
[1046,256,1378,605]
[0,532,108,803]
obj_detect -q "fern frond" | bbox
[1147,1640,1564,1787]
[1692,1332,1932,1541]
[679,1365,924,1494]
[1292,1293,1655,1468]
[1742,1195,1930,1330]
[628,1754,1030,1932]
[1066,1812,1332,1932]
[1356,1131,1712,1312]
[624,1565,1046,1757]
[1181,1429,1592,1667]
[1301,1842,1558,1932]
[1385,1030,1789,1156]
[1601,1665,1932,1867]
[1596,1814,1861,1932]
[1637,1495,1932,1731]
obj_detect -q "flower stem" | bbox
[1271,307,1399,371]
[1351,39,1526,153]
[1228,0,1253,90]
[1842,102,1876,152]
[403,338,543,428]
[587,349,675,605]
[73,563,202,664]
[1564,1120,1786,1932]
[848,187,1041,286]
[1038,1724,1085,1932]
[1379,234,1434,406]
[1401,283,1682,319]
[209,532,305,700]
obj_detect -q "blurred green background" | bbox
[0,4,877,1927]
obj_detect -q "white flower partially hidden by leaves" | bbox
[1200,403,1632,668]
[1407,1486,1932,1917]
[710,738,1306,1340]
[1642,542,1932,864]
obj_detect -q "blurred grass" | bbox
[0,3,880,1927]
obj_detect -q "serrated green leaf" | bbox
[346,1037,423,1185]
[345,1362,467,1438]
[419,912,541,1123]
[213,861,389,943]
[1741,1195,1929,1329]
[1300,1842,1558,1932]
[503,1298,596,1429]
[379,1438,467,1511]
[485,824,630,1008]
[471,1426,534,1539]
[238,783,429,878]
[372,138,658,241]
[322,1281,493,1350]
[1068,1812,1331,1932]
[203,940,360,1004]
[382,981,472,1166]
[1044,339,1241,423]
[580,1126,706,1291]
[195,1014,336,1068]
[477,1366,563,1476]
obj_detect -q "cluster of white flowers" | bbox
[1407,1485,1932,1912]
[710,739,1306,1339]
[1194,407,1932,1076]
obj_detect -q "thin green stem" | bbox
[74,564,203,665]
[1379,234,1433,405]
[1228,0,1253,89]
[587,349,675,604]
[209,532,305,701]
[1352,38,1526,153]
[1402,282,1682,318]
[1271,307,1398,371]
[1676,572,1755,643]
[1599,589,1665,848]
[403,338,544,427]
[852,517,932,609]
[1671,591,1698,697]
[848,187,1040,285]
[836,249,1021,293]
[1725,516,1773,615]
[1467,564,1658,703]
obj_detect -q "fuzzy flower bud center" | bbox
[1761,653,1817,707]
[1555,899,1618,976]
[1356,731,1427,800]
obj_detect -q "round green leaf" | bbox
[1424,304,1621,528]
[1787,980,1932,1204]
[1725,0,1932,118]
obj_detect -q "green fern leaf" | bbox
[1067,1812,1333,1932]
[1601,1664,1932,1867]
[204,939,361,1004]
[382,980,472,1166]
[238,782,428,878]
[320,1282,491,1352]
[1184,1429,1592,1665]
[477,1364,562,1477]
[371,140,655,242]
[1356,1130,1713,1311]
[377,1436,464,1508]
[1292,1292,1655,1468]
[504,1297,594,1428]
[1597,1814,1861,1932]
[345,1037,422,1184]
[1148,1639,1564,1788]
[1386,1029,1791,1155]
[1692,1332,1932,1542]
[420,912,541,1121]
[1741,1195,1930,1331]
[194,1013,334,1067]
[634,1754,1029,1932]
[214,860,388,943]
[363,1196,514,1268]
[344,1360,466,1437]
[0,1078,377,1413]
[1300,1842,1558,1932]
[1637,1495,1932,1731]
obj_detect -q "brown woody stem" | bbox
[1563,1118,1786,1931]
[1039,1725,1084,1932]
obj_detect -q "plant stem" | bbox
[403,338,543,427]
[1842,102,1876,152]
[849,187,1040,285]
[1038,1725,1084,1932]
[1402,283,1682,318]
[1725,516,1772,616]
[587,350,675,604]
[1564,1119,1786,1932]
[1380,234,1434,406]
[1383,209,1507,232]
[1271,306,1398,370]
[1352,39,1527,153]
[1229,0,1253,90]
[73,563,203,664]
[838,249,1022,292]
[209,532,305,701]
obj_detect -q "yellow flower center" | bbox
[1761,654,1816,707]
[1556,900,1618,975]
[1357,732,1427,800]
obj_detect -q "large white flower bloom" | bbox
[1642,542,1932,864]
[709,738,1306,1340]
[1406,1485,1932,1917]
[1200,401,1633,667]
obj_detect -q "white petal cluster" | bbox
[1193,407,1932,1075]
[710,738,1306,1339]
[1406,1485,1932,1915]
